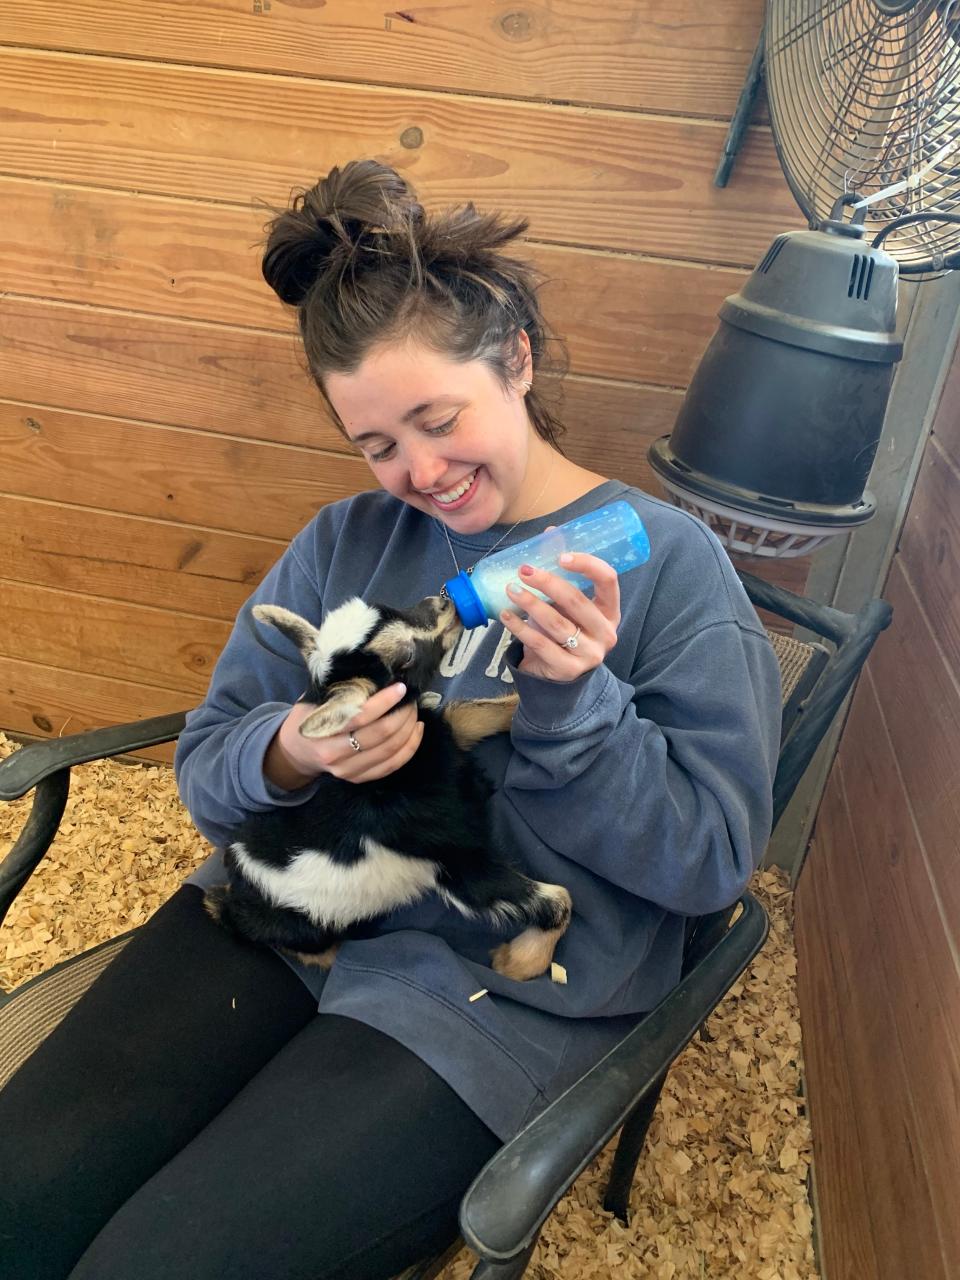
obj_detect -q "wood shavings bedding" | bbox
[0,733,819,1278]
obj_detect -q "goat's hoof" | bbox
[285,944,340,969]
[491,928,559,982]
[203,885,229,923]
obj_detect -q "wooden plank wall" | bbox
[794,349,960,1278]
[0,1,805,756]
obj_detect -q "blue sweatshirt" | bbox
[176,480,781,1141]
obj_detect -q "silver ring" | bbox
[348,733,362,753]
[563,627,582,651]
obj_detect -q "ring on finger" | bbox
[348,732,362,753]
[563,626,582,651]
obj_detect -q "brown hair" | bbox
[261,159,566,448]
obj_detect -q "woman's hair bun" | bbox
[262,160,424,306]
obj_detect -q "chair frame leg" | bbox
[469,1238,538,1279]
[602,1070,669,1224]
[0,769,70,930]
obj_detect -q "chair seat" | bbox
[767,630,823,704]
[765,628,829,739]
[0,934,132,1089]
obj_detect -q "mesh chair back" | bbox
[0,935,132,1088]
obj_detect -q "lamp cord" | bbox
[870,210,960,274]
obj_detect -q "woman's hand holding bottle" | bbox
[501,552,621,682]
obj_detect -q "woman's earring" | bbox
[521,379,531,394]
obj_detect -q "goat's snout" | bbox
[423,595,463,651]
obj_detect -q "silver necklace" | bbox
[437,461,555,596]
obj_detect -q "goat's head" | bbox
[252,596,463,739]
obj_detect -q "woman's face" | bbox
[324,335,550,532]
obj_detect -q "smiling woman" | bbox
[0,159,783,1280]
[327,338,586,531]
[266,160,600,534]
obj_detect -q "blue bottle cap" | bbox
[443,571,488,629]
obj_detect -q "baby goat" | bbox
[204,595,572,982]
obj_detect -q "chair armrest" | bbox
[737,570,855,645]
[458,893,769,1262]
[772,597,892,826]
[0,712,190,802]
[0,712,190,927]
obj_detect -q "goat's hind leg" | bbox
[440,862,571,982]
[441,693,519,750]
[204,881,341,969]
[488,883,571,981]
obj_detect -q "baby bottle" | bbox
[443,500,651,629]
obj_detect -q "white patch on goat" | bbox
[438,889,526,927]
[229,838,440,930]
[308,598,380,687]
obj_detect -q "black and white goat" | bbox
[204,595,572,981]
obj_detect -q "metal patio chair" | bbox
[0,571,892,1278]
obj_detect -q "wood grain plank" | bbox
[867,559,960,946]
[2,401,815,612]
[0,495,282,621]
[0,579,229,697]
[0,391,813,604]
[898,438,960,679]
[0,654,187,765]
[839,675,960,1264]
[0,296,329,450]
[536,246,736,389]
[0,398,375,540]
[929,342,960,473]
[0,48,800,266]
[541,379,683,497]
[0,176,740,387]
[2,0,767,118]
[0,383,678,521]
[836,672,960,1269]
[0,176,278,335]
[797,767,949,1279]
[0,298,687,481]
[794,790,883,1280]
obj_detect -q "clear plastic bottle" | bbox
[443,499,651,629]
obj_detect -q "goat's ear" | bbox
[252,604,321,659]
[299,678,377,739]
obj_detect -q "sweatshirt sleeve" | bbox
[500,580,782,919]
[173,533,327,848]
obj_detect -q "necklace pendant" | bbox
[466,566,474,576]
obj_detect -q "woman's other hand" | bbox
[264,683,423,789]
[500,552,621,682]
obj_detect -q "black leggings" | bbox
[0,886,500,1280]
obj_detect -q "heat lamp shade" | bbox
[650,225,903,529]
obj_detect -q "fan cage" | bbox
[765,0,960,272]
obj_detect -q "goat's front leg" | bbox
[441,694,519,750]
[438,859,571,981]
